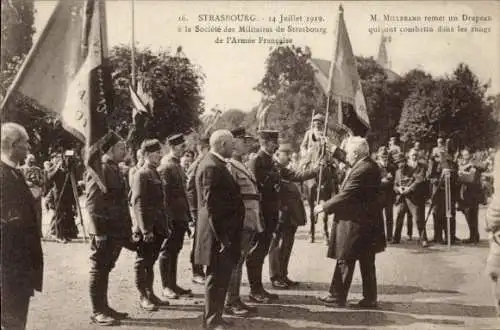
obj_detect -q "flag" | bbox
[0,0,113,192]
[309,5,370,137]
[129,80,152,123]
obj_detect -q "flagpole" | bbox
[131,0,136,89]
[314,93,331,208]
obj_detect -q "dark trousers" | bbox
[1,285,31,330]
[381,200,394,240]
[309,199,330,239]
[433,193,456,242]
[204,249,236,327]
[134,234,164,298]
[159,228,185,290]
[394,197,426,242]
[89,236,123,314]
[463,204,480,241]
[246,230,273,293]
[190,226,205,277]
[329,253,377,303]
[269,225,297,281]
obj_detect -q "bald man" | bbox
[1,123,44,330]
[195,130,245,329]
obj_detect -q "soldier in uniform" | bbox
[131,139,171,311]
[86,133,132,326]
[300,113,325,156]
[376,147,397,242]
[269,143,308,289]
[157,134,193,299]
[246,130,319,303]
[225,127,263,316]
[186,136,210,284]
[393,151,429,247]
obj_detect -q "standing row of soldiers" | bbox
[376,142,487,247]
[84,128,325,328]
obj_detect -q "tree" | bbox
[106,45,205,151]
[398,63,498,150]
[212,108,246,130]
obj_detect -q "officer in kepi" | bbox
[131,139,171,311]
[157,133,193,300]
[86,132,133,326]
[246,130,320,303]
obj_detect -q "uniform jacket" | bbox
[194,152,245,266]
[186,154,204,222]
[227,158,264,233]
[394,162,428,204]
[86,157,132,237]
[279,180,307,227]
[306,164,337,202]
[0,161,44,294]
[130,163,170,237]
[426,159,459,201]
[248,149,318,226]
[377,160,397,203]
[158,155,191,229]
[322,157,386,260]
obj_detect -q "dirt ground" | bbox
[25,202,500,330]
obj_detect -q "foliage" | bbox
[109,45,205,151]
[212,108,247,130]
[398,63,499,150]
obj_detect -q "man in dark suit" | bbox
[1,122,44,330]
[186,136,210,284]
[269,143,309,289]
[246,130,319,300]
[195,130,245,330]
[315,137,386,308]
[131,139,171,311]
[158,133,193,299]
[86,133,133,326]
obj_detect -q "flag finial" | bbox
[339,4,344,14]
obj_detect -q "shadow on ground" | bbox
[294,283,461,295]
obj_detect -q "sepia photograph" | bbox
[0,0,499,329]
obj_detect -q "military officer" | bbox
[131,139,171,311]
[269,143,308,289]
[157,134,193,299]
[86,133,132,326]
[225,128,264,316]
[246,130,319,303]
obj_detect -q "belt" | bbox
[242,193,260,201]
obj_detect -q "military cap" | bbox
[278,143,293,153]
[166,133,185,146]
[258,130,279,141]
[101,131,123,153]
[141,139,162,153]
[231,127,251,139]
[393,152,406,164]
[312,113,325,122]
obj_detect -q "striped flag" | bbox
[0,0,113,192]
[309,5,370,136]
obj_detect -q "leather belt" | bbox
[242,193,260,201]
